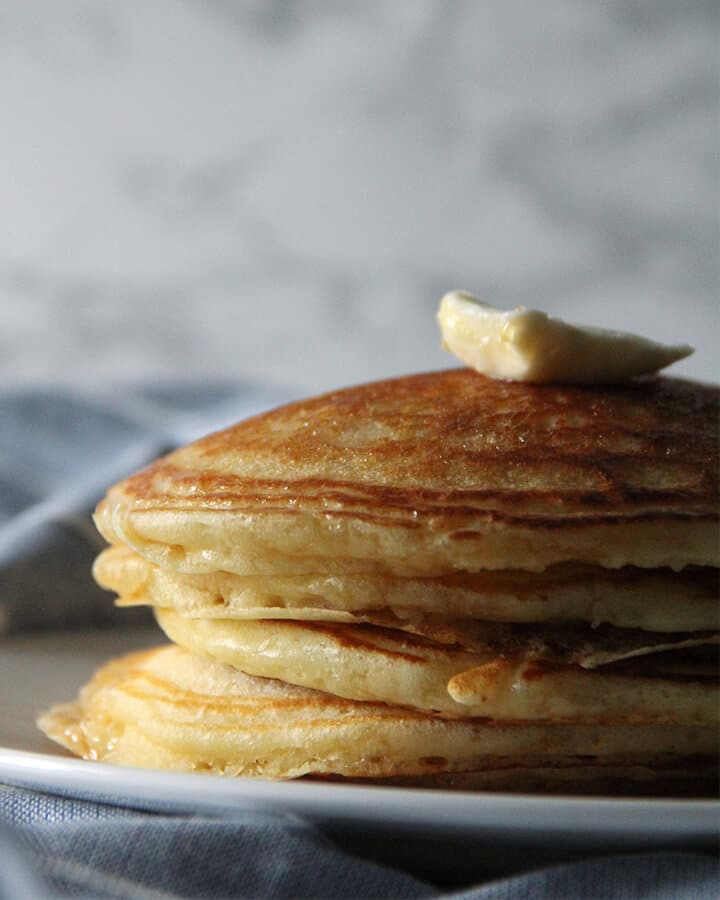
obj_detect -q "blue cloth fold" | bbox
[1,785,434,899]
[0,383,290,634]
[0,386,717,899]
[2,786,718,900]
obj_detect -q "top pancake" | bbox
[95,371,719,576]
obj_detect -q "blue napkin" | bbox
[1,785,717,899]
[0,386,717,899]
[0,383,290,634]
[0,785,434,899]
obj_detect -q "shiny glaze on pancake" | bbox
[103,371,718,523]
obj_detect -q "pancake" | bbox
[349,767,718,796]
[37,646,718,790]
[97,545,719,633]
[39,369,720,795]
[445,658,718,725]
[370,616,720,666]
[155,609,718,726]
[94,372,719,578]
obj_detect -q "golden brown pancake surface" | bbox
[95,372,720,576]
[37,646,718,787]
[154,609,718,725]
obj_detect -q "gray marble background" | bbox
[1,0,718,395]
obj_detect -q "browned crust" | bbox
[317,762,720,797]
[105,371,719,523]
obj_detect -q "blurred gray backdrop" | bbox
[1,0,718,393]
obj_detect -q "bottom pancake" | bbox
[320,766,719,797]
[38,645,718,795]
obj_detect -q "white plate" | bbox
[1,628,718,856]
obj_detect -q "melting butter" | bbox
[438,291,693,384]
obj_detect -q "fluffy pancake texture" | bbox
[37,646,718,792]
[94,372,719,576]
[97,545,719,633]
[155,609,718,725]
[39,370,720,795]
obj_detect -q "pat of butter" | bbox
[438,291,693,384]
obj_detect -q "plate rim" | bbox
[2,745,718,840]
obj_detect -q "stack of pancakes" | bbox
[40,371,719,794]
